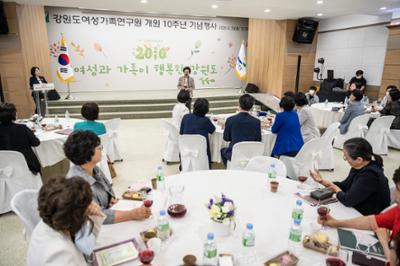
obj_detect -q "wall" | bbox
[247,19,317,97]
[380,25,400,98]
[0,3,50,117]
[315,15,390,86]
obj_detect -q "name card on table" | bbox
[33,83,55,92]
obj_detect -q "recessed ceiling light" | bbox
[140,0,148,3]
[317,0,323,4]
[211,4,219,9]
[317,13,323,17]
[380,6,387,10]
[264,9,271,13]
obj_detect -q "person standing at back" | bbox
[74,102,106,136]
[347,70,367,92]
[221,94,262,166]
[177,66,195,96]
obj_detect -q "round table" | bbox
[97,170,361,265]
[310,102,344,129]
[33,118,80,167]
[209,114,277,163]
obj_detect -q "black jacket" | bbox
[0,123,41,174]
[381,101,400,129]
[29,76,60,101]
[334,161,390,215]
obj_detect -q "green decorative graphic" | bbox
[134,45,169,60]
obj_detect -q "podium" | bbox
[33,83,55,117]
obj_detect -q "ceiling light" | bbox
[264,9,271,13]
[380,6,387,10]
[211,4,219,9]
[317,0,323,4]
[140,0,148,3]
[317,13,323,17]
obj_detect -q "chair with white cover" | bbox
[104,118,123,162]
[178,135,209,172]
[280,138,325,180]
[333,114,371,150]
[244,156,287,178]
[161,120,180,163]
[98,134,113,183]
[318,122,340,170]
[388,129,400,149]
[0,151,42,214]
[228,142,265,170]
[365,116,395,155]
[10,189,40,241]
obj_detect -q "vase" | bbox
[210,219,235,237]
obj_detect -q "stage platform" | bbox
[48,88,241,119]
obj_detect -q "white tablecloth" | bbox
[97,170,361,266]
[209,114,277,163]
[310,102,344,129]
[34,118,80,167]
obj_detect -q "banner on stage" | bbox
[46,7,248,92]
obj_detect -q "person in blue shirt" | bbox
[271,96,304,157]
[74,102,106,136]
[221,94,262,166]
[180,98,216,164]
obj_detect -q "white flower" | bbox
[221,206,229,213]
[223,202,234,211]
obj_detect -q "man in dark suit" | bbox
[221,94,262,166]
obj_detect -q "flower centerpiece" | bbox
[207,194,235,223]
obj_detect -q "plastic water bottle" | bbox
[268,164,277,179]
[324,99,328,107]
[288,219,302,256]
[242,223,256,264]
[156,166,165,192]
[156,210,170,241]
[54,115,59,127]
[291,200,304,222]
[203,233,218,266]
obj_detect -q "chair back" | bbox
[10,189,40,241]
[0,151,42,214]
[229,142,265,170]
[104,118,121,132]
[245,156,287,178]
[97,134,113,183]
[334,113,371,149]
[178,135,209,172]
[295,138,325,174]
[365,115,395,155]
[162,120,179,143]
[322,122,340,140]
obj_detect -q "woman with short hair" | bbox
[0,103,41,174]
[172,90,190,130]
[311,137,390,215]
[271,96,304,157]
[27,176,105,265]
[180,98,216,164]
[380,88,400,129]
[64,131,151,224]
[294,92,320,143]
[74,102,106,135]
[339,89,365,134]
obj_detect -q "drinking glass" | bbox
[139,249,154,265]
[167,185,187,218]
[297,175,308,190]
[325,245,348,266]
[317,205,330,231]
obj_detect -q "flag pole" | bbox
[65,82,73,100]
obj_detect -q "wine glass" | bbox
[317,205,330,231]
[325,245,348,266]
[139,249,154,265]
[143,194,153,219]
[297,175,308,190]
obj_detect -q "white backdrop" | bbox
[46,8,248,92]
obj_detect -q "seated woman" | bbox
[294,92,320,143]
[271,96,304,157]
[311,137,390,215]
[172,90,190,130]
[339,89,365,134]
[180,98,216,164]
[380,88,400,129]
[74,102,106,135]
[0,103,41,174]
[64,131,151,224]
[28,176,105,265]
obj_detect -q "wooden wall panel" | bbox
[0,3,51,117]
[380,25,400,98]
[247,19,287,96]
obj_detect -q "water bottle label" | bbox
[157,175,164,181]
[204,248,217,258]
[243,237,255,247]
[289,231,301,242]
[291,210,303,221]
[158,223,169,232]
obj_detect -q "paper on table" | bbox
[94,241,138,266]
[110,199,142,211]
[353,231,380,247]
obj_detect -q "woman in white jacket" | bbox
[27,176,105,266]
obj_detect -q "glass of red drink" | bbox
[143,199,153,208]
[317,205,330,230]
[325,245,348,266]
[139,249,154,265]
[167,185,186,218]
[297,175,308,190]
